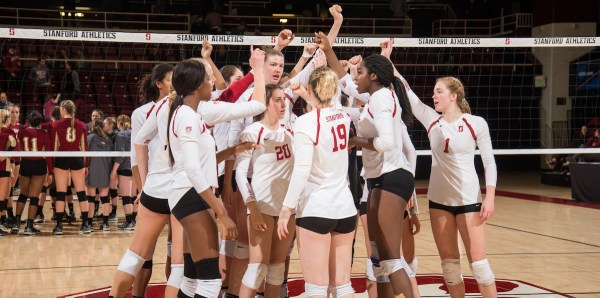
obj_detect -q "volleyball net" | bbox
[1,27,599,163]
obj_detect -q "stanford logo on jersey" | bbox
[458,125,463,132]
[185,126,192,134]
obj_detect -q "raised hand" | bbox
[314,31,332,52]
[201,39,213,59]
[249,45,265,70]
[380,39,393,59]
[303,43,318,58]
[275,29,295,50]
[290,82,309,100]
[329,4,343,23]
[311,49,327,68]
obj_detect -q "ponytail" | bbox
[91,119,107,139]
[458,98,471,114]
[166,93,184,165]
[391,76,413,127]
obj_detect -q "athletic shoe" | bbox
[24,226,40,235]
[118,222,135,231]
[34,214,45,224]
[52,226,63,235]
[101,223,110,231]
[79,224,92,234]
[0,229,7,236]
[108,213,118,222]
[0,224,10,233]
[11,221,20,234]
[69,211,76,221]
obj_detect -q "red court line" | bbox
[416,188,600,210]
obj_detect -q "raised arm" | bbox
[201,40,227,91]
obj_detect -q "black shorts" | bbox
[117,169,132,177]
[0,170,10,178]
[19,159,47,176]
[366,168,414,202]
[429,200,482,215]
[140,192,170,215]
[171,188,211,221]
[296,215,356,235]
[215,171,237,197]
[54,157,85,171]
[359,201,409,219]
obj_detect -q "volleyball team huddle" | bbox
[107,5,499,298]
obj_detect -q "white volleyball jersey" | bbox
[235,121,294,216]
[339,74,370,104]
[357,87,412,179]
[282,108,356,220]
[130,101,157,167]
[169,105,218,196]
[134,97,172,199]
[403,76,497,206]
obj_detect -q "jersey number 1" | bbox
[331,124,347,152]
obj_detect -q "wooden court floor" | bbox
[0,171,599,297]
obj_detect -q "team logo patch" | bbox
[458,125,464,132]
[185,126,192,134]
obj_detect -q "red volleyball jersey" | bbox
[18,127,53,174]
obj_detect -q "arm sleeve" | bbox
[199,101,266,126]
[178,118,211,193]
[342,106,362,122]
[476,118,497,187]
[215,72,254,103]
[370,97,397,152]
[400,75,440,128]
[287,59,317,102]
[339,74,370,103]
[129,109,146,167]
[401,125,416,175]
[234,131,256,204]
[282,132,314,209]
[227,118,244,147]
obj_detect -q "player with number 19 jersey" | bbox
[235,122,294,216]
[282,108,356,220]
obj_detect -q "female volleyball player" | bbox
[236,84,295,298]
[322,32,416,296]
[407,75,498,297]
[0,109,17,236]
[14,110,52,235]
[277,63,356,298]
[113,115,134,231]
[85,119,113,232]
[35,106,61,224]
[7,103,22,224]
[51,99,89,235]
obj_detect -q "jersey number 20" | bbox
[275,144,291,161]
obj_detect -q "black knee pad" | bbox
[100,196,110,204]
[122,196,132,205]
[87,195,95,203]
[110,188,118,199]
[41,186,47,193]
[49,187,57,198]
[194,258,221,280]
[183,253,196,278]
[29,197,39,207]
[76,191,87,202]
[142,259,153,269]
[17,194,28,204]
[56,192,66,202]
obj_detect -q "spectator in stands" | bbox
[390,0,406,17]
[43,93,61,121]
[231,21,247,35]
[28,58,51,88]
[61,62,80,100]
[0,92,14,111]
[253,27,263,36]
[2,47,21,91]
[205,8,222,34]
[74,49,90,71]
[585,129,600,148]
[86,109,104,133]
[573,125,589,147]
